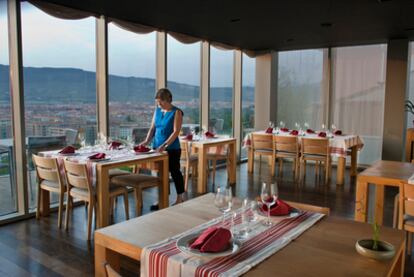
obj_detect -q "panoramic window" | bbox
[167,35,200,134]
[209,46,234,136]
[331,44,387,165]
[406,42,414,137]
[21,2,97,209]
[108,24,156,144]
[277,49,326,130]
[0,0,18,216]
[241,54,255,158]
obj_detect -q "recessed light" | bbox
[320,22,333,28]
[286,38,294,43]
[230,18,241,23]
[404,27,414,31]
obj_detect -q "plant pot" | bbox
[355,239,395,260]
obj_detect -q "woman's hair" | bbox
[155,88,172,103]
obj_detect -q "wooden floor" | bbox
[0,161,413,276]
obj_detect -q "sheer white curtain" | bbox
[331,44,387,165]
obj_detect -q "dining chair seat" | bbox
[109,168,131,177]
[70,185,127,200]
[404,215,414,227]
[39,179,63,192]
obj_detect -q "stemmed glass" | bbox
[321,124,326,132]
[331,124,337,132]
[126,135,134,151]
[261,183,278,226]
[78,132,86,149]
[268,121,274,128]
[279,121,285,128]
[214,186,233,225]
[304,122,309,129]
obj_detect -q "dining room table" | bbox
[39,146,169,228]
[243,130,364,185]
[94,193,405,277]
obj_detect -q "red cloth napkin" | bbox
[59,146,75,154]
[184,134,193,141]
[265,127,273,134]
[318,132,327,137]
[205,131,215,138]
[334,130,342,135]
[289,130,299,136]
[280,127,289,132]
[190,227,232,253]
[260,199,292,216]
[88,153,105,160]
[109,141,122,150]
[306,129,315,134]
[134,145,150,153]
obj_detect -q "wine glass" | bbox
[214,186,233,225]
[279,121,285,128]
[126,135,134,151]
[294,122,300,131]
[304,122,310,129]
[261,183,278,226]
[268,121,274,129]
[321,124,326,132]
[78,132,86,149]
[331,124,337,132]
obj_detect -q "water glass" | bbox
[214,186,232,225]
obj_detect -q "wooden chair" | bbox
[32,154,66,228]
[63,160,129,241]
[251,133,275,174]
[180,141,198,191]
[300,138,331,183]
[398,182,414,255]
[110,173,160,217]
[104,262,122,277]
[273,135,300,178]
[206,146,229,187]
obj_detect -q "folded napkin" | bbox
[334,130,342,135]
[280,127,289,132]
[134,145,151,153]
[205,131,215,138]
[318,132,327,138]
[265,127,273,134]
[59,146,75,154]
[88,153,105,160]
[190,227,232,253]
[184,134,193,141]
[260,199,292,216]
[306,129,315,134]
[289,130,299,136]
[109,141,122,150]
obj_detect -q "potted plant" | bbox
[405,100,414,126]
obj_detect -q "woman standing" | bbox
[140,88,184,205]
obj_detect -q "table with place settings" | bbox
[39,147,169,228]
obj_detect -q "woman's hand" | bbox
[156,144,167,153]
[139,140,148,147]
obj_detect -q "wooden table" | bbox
[192,137,237,193]
[95,194,406,277]
[355,160,414,226]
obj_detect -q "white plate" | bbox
[135,149,155,155]
[257,206,302,219]
[58,152,79,156]
[176,232,241,258]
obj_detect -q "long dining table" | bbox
[244,131,363,185]
[94,193,405,277]
[40,148,169,228]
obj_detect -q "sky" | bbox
[0,1,255,87]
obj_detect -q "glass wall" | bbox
[167,35,200,134]
[331,44,387,165]
[277,49,325,130]
[108,24,156,144]
[209,47,234,135]
[241,54,255,158]
[0,0,18,216]
[21,2,97,209]
[405,42,414,141]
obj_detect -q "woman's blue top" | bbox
[153,106,181,150]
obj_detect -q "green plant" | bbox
[405,100,414,115]
[372,221,380,250]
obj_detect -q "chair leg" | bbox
[191,165,196,188]
[408,231,412,256]
[212,159,217,185]
[393,194,399,228]
[271,157,275,177]
[134,188,143,217]
[87,199,93,241]
[123,191,129,220]
[65,195,72,230]
[36,186,42,219]
[184,166,189,192]
[58,191,64,228]
[325,161,329,184]
[279,159,283,176]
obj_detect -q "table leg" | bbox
[97,167,109,228]
[197,145,207,194]
[390,243,405,277]
[228,141,236,185]
[375,185,384,226]
[337,157,346,185]
[158,157,169,209]
[350,146,357,177]
[355,180,368,222]
[39,189,50,216]
[247,147,254,173]
[95,242,120,277]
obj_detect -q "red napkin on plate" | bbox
[289,130,298,136]
[88,153,105,160]
[109,141,122,150]
[190,227,232,253]
[184,134,193,141]
[306,129,315,134]
[334,130,342,135]
[318,132,327,138]
[134,145,150,153]
[205,131,215,138]
[280,127,289,132]
[59,146,75,154]
[260,199,292,216]
[265,127,273,134]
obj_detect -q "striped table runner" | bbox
[141,210,325,277]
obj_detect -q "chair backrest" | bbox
[273,135,299,153]
[63,159,92,192]
[252,133,273,151]
[285,200,330,216]
[32,154,64,188]
[399,182,414,229]
[104,262,122,277]
[180,141,191,161]
[301,138,329,156]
